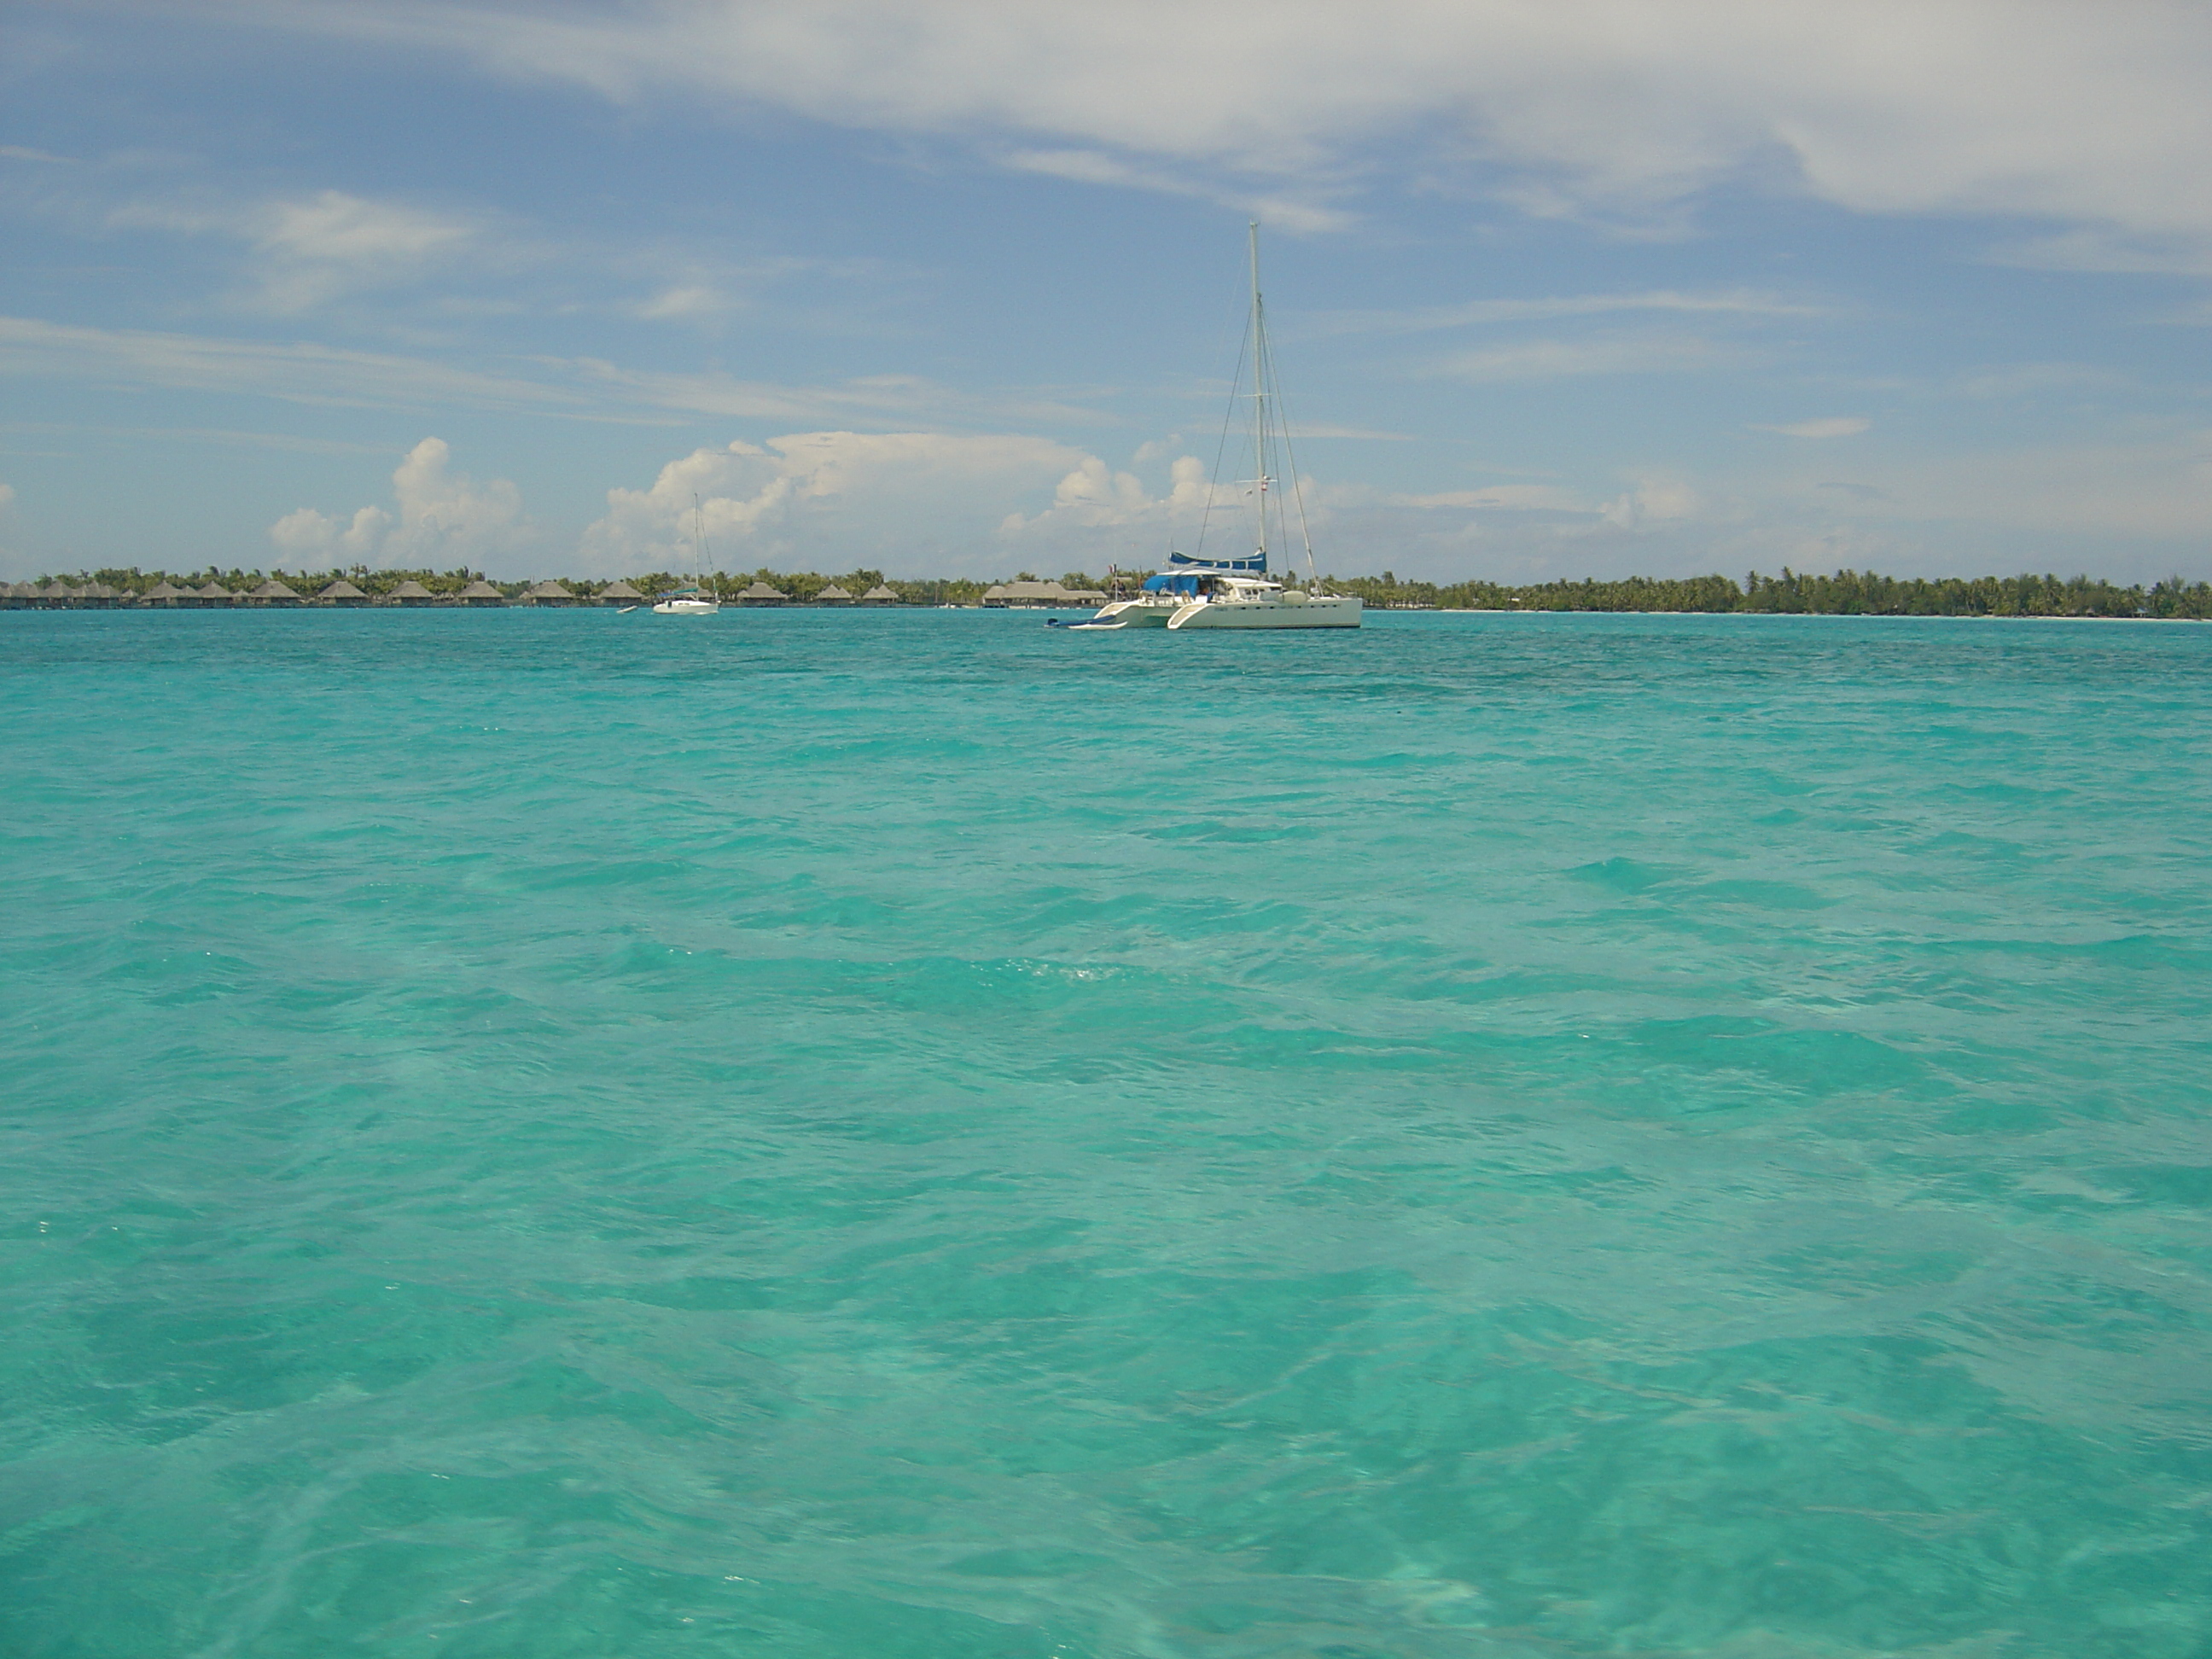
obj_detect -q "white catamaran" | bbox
[1062,224,1360,632]
[653,495,722,615]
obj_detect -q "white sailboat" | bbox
[653,496,722,615]
[1063,224,1360,632]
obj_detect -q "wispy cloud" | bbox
[1392,485,1592,512]
[0,314,1115,428]
[1751,416,1870,438]
[1301,289,1823,338]
[1426,334,1749,383]
[0,314,582,411]
[2,420,393,457]
[108,188,486,311]
[159,1,2212,251]
[1003,148,1353,234]
[1952,364,2129,399]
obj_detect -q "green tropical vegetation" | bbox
[9,563,2210,618]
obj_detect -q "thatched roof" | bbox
[597,579,643,600]
[526,579,573,598]
[145,581,189,600]
[816,584,854,602]
[389,579,435,600]
[458,579,504,600]
[860,585,900,602]
[39,580,73,599]
[194,581,234,600]
[984,579,1105,607]
[317,579,367,600]
[735,581,788,600]
[251,579,301,601]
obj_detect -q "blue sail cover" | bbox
[1168,550,1267,572]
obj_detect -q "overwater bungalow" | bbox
[38,580,74,607]
[1,582,30,608]
[734,580,789,605]
[77,582,120,608]
[982,579,1106,608]
[317,579,370,607]
[191,581,236,607]
[247,579,303,607]
[595,579,643,607]
[143,581,191,607]
[522,579,577,606]
[860,584,901,605]
[815,583,854,604]
[388,579,436,607]
[458,579,506,607]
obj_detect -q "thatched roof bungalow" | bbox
[860,584,901,604]
[595,579,643,606]
[143,580,191,607]
[2,582,32,608]
[247,579,302,607]
[520,579,577,606]
[317,579,370,607]
[192,581,236,607]
[38,580,74,607]
[388,579,436,607]
[815,584,854,603]
[982,580,1105,608]
[734,580,789,604]
[458,579,506,607]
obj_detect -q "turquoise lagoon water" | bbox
[3,607,2209,1659]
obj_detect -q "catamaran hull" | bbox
[1083,600,1174,627]
[1168,597,1361,629]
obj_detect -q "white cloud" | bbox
[0,314,583,412]
[1427,333,1745,382]
[1301,289,1823,338]
[249,190,476,311]
[0,314,1106,427]
[108,189,482,311]
[271,504,391,561]
[1752,416,1871,438]
[578,432,1217,575]
[1393,484,1591,512]
[1002,148,1353,233]
[188,2,2212,250]
[633,284,742,323]
[1603,475,1703,527]
[268,438,532,568]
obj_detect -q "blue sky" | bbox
[4,1,2209,582]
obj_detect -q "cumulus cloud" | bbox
[268,438,532,567]
[189,2,2212,250]
[578,432,1215,575]
[1603,475,1703,527]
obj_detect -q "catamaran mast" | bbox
[1249,221,1267,573]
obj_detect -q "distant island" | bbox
[7,565,2209,619]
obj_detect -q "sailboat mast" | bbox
[1249,221,1267,571]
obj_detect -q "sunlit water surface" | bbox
[4,608,2209,1658]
